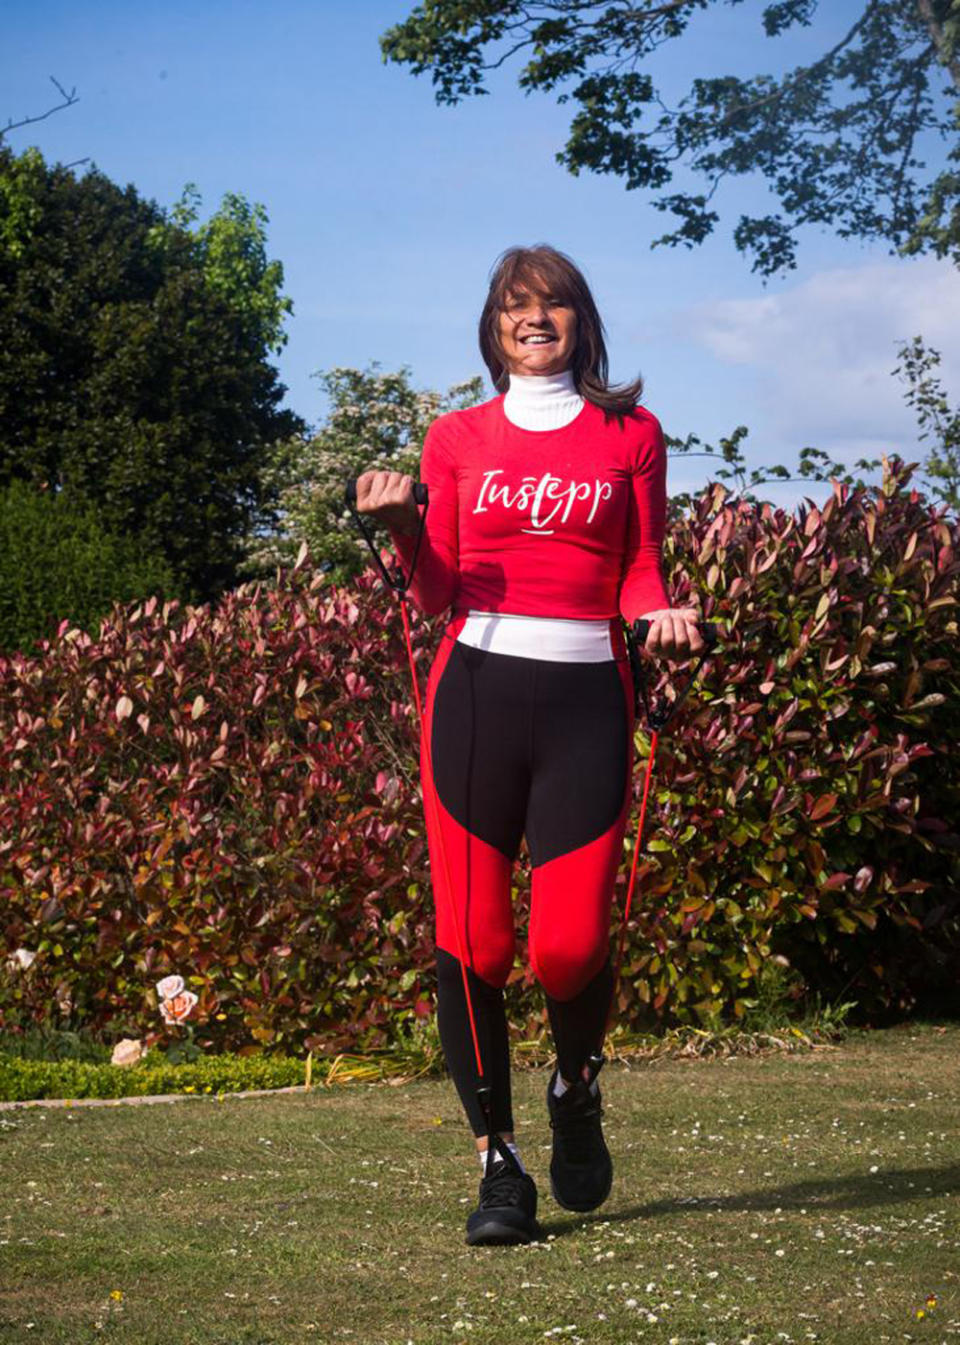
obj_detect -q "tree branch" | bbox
[482,34,542,73]
[478,0,706,75]
[914,0,960,91]
[709,4,878,131]
[1,76,79,143]
[617,0,703,18]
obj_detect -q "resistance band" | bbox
[596,618,720,1067]
[344,482,496,1139]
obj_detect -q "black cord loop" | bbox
[626,619,719,732]
[343,479,428,595]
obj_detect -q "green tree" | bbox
[664,425,875,519]
[0,478,176,655]
[382,0,960,276]
[895,336,960,511]
[663,341,960,521]
[0,147,303,604]
[162,183,292,357]
[242,365,483,583]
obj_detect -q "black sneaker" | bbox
[465,1142,542,1246]
[547,1067,613,1212]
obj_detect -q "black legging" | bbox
[437,949,614,1135]
[423,622,634,1138]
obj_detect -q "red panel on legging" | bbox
[422,617,516,987]
[528,656,634,1000]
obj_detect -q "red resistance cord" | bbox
[399,597,486,1085]
[605,727,659,1041]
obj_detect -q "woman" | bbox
[356,244,703,1245]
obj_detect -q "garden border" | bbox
[0,1083,312,1111]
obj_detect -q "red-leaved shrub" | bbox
[1,458,957,1052]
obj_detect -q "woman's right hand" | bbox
[355,470,420,536]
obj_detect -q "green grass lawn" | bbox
[1,1023,958,1345]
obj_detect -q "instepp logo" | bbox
[472,470,613,535]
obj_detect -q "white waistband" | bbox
[456,611,614,662]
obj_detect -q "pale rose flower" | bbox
[159,989,198,1025]
[156,974,185,1000]
[7,948,37,971]
[111,1038,147,1067]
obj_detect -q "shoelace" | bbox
[479,1160,529,1208]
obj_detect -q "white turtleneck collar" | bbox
[503,369,585,431]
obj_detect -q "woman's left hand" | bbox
[637,608,705,659]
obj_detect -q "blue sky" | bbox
[4,0,959,512]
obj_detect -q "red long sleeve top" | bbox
[392,396,670,622]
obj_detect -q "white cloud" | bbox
[678,256,960,460]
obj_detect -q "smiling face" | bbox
[497,280,578,378]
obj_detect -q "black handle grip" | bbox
[633,618,719,649]
[345,479,428,507]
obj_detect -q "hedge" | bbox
[1,456,957,1056]
[0,1050,305,1102]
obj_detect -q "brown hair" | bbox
[478,244,643,417]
